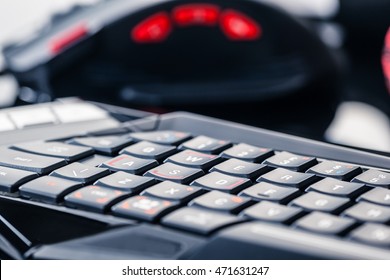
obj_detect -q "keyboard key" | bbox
[19,176,81,204]
[112,195,178,222]
[210,158,269,180]
[190,191,251,213]
[179,136,232,154]
[0,166,38,192]
[78,154,112,167]
[307,178,367,198]
[69,136,133,155]
[191,172,251,193]
[257,168,317,188]
[294,212,355,235]
[141,181,203,202]
[144,162,204,184]
[12,141,93,162]
[165,150,222,170]
[307,161,362,180]
[349,223,390,247]
[94,172,155,193]
[162,207,242,235]
[289,192,350,213]
[343,202,390,223]
[0,148,66,175]
[242,201,302,223]
[264,152,317,171]
[239,182,300,203]
[357,188,390,206]
[9,107,57,128]
[52,103,108,123]
[129,131,191,145]
[65,185,128,213]
[352,169,390,188]
[100,154,158,175]
[50,162,110,184]
[120,141,176,161]
[221,143,273,162]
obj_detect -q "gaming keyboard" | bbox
[0,100,389,260]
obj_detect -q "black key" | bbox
[120,141,176,161]
[289,192,350,213]
[349,223,390,247]
[210,159,269,180]
[19,176,81,203]
[179,136,232,154]
[307,161,362,180]
[191,172,252,194]
[129,130,191,145]
[165,150,222,170]
[307,178,367,198]
[78,154,112,167]
[0,166,38,193]
[50,162,110,184]
[357,188,390,206]
[112,195,178,222]
[343,202,390,223]
[242,201,302,223]
[94,172,155,193]
[190,191,251,213]
[141,181,203,202]
[352,169,390,188]
[162,207,242,235]
[11,141,93,162]
[220,143,273,162]
[0,148,66,175]
[65,185,128,213]
[264,152,317,171]
[144,162,204,184]
[100,154,158,175]
[294,211,355,235]
[257,168,317,189]
[239,182,299,203]
[69,136,133,155]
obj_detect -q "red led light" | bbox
[220,10,261,41]
[172,4,220,26]
[49,23,88,54]
[131,12,172,43]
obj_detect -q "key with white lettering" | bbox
[264,152,317,171]
[257,168,317,189]
[69,136,133,155]
[94,172,155,193]
[357,188,390,206]
[307,161,362,181]
[0,148,66,175]
[306,178,367,198]
[352,169,390,188]
[129,131,191,145]
[349,223,390,247]
[210,158,270,180]
[239,182,300,203]
[141,181,203,202]
[179,136,232,154]
[190,191,251,213]
[144,162,204,184]
[221,143,274,162]
[289,192,350,213]
[65,185,128,213]
[294,211,355,235]
[120,141,176,161]
[165,149,222,170]
[242,201,302,223]
[343,202,390,223]
[0,165,38,192]
[191,172,252,194]
[100,154,158,175]
[50,162,109,184]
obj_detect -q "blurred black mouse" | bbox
[2,0,341,139]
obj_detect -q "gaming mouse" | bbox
[3,0,341,138]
